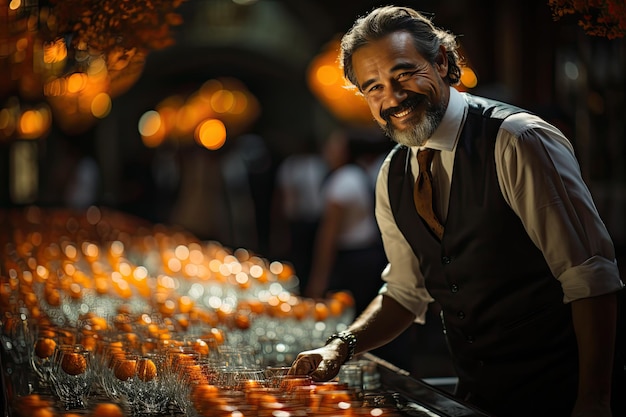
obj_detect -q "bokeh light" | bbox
[459,67,478,89]
[307,40,373,125]
[138,77,259,149]
[91,93,112,119]
[139,110,166,148]
[195,119,227,150]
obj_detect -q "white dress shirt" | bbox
[375,87,624,323]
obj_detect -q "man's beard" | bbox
[379,96,446,148]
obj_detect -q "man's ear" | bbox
[435,45,448,76]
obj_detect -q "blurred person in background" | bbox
[271,137,328,293]
[290,6,625,417]
[303,127,413,370]
[304,127,388,311]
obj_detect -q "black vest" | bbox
[387,95,578,416]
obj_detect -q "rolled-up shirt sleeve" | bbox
[496,113,624,303]
[375,153,434,323]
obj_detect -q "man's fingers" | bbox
[289,354,322,375]
[311,359,340,381]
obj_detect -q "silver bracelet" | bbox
[325,330,357,362]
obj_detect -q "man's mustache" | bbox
[380,95,426,122]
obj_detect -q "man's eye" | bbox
[365,85,381,95]
[397,71,415,80]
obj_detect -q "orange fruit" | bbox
[68,282,82,300]
[29,305,42,319]
[44,288,61,306]
[178,295,194,313]
[158,299,176,317]
[147,323,160,337]
[278,263,294,281]
[18,394,47,409]
[292,302,311,321]
[192,383,219,400]
[331,290,355,308]
[23,291,38,308]
[114,358,137,381]
[209,328,225,345]
[38,327,56,338]
[246,389,278,405]
[328,299,343,317]
[234,313,251,330]
[34,338,56,358]
[113,314,133,332]
[191,339,210,356]
[89,315,108,331]
[94,277,110,294]
[60,352,87,375]
[30,408,54,417]
[247,299,264,314]
[176,315,190,330]
[137,358,157,381]
[117,304,132,315]
[314,302,329,322]
[92,403,124,417]
[81,335,97,352]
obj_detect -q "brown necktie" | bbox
[413,148,444,240]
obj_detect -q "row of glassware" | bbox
[0,206,386,416]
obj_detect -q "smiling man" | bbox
[289,6,625,417]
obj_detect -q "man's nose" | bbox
[385,79,408,107]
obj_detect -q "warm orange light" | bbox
[0,109,13,131]
[144,78,259,149]
[199,79,224,100]
[91,93,112,118]
[88,57,108,77]
[460,67,478,89]
[175,104,203,137]
[195,119,226,150]
[317,64,341,86]
[139,111,162,137]
[18,110,44,139]
[43,38,68,64]
[229,91,248,114]
[44,78,67,97]
[307,40,373,125]
[67,73,88,93]
[210,90,235,113]
[156,99,182,135]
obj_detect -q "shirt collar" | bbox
[417,87,467,153]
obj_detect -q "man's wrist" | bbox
[325,330,357,363]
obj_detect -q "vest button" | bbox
[457,311,465,319]
[450,283,459,293]
[441,256,451,265]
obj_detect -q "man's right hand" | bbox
[288,340,349,381]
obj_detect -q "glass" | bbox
[264,366,291,388]
[209,344,264,390]
[49,344,93,409]
[164,347,206,414]
[110,353,170,415]
[30,334,57,384]
[337,362,364,394]
[1,310,33,366]
[213,368,266,391]
[278,374,313,391]
[216,345,259,369]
